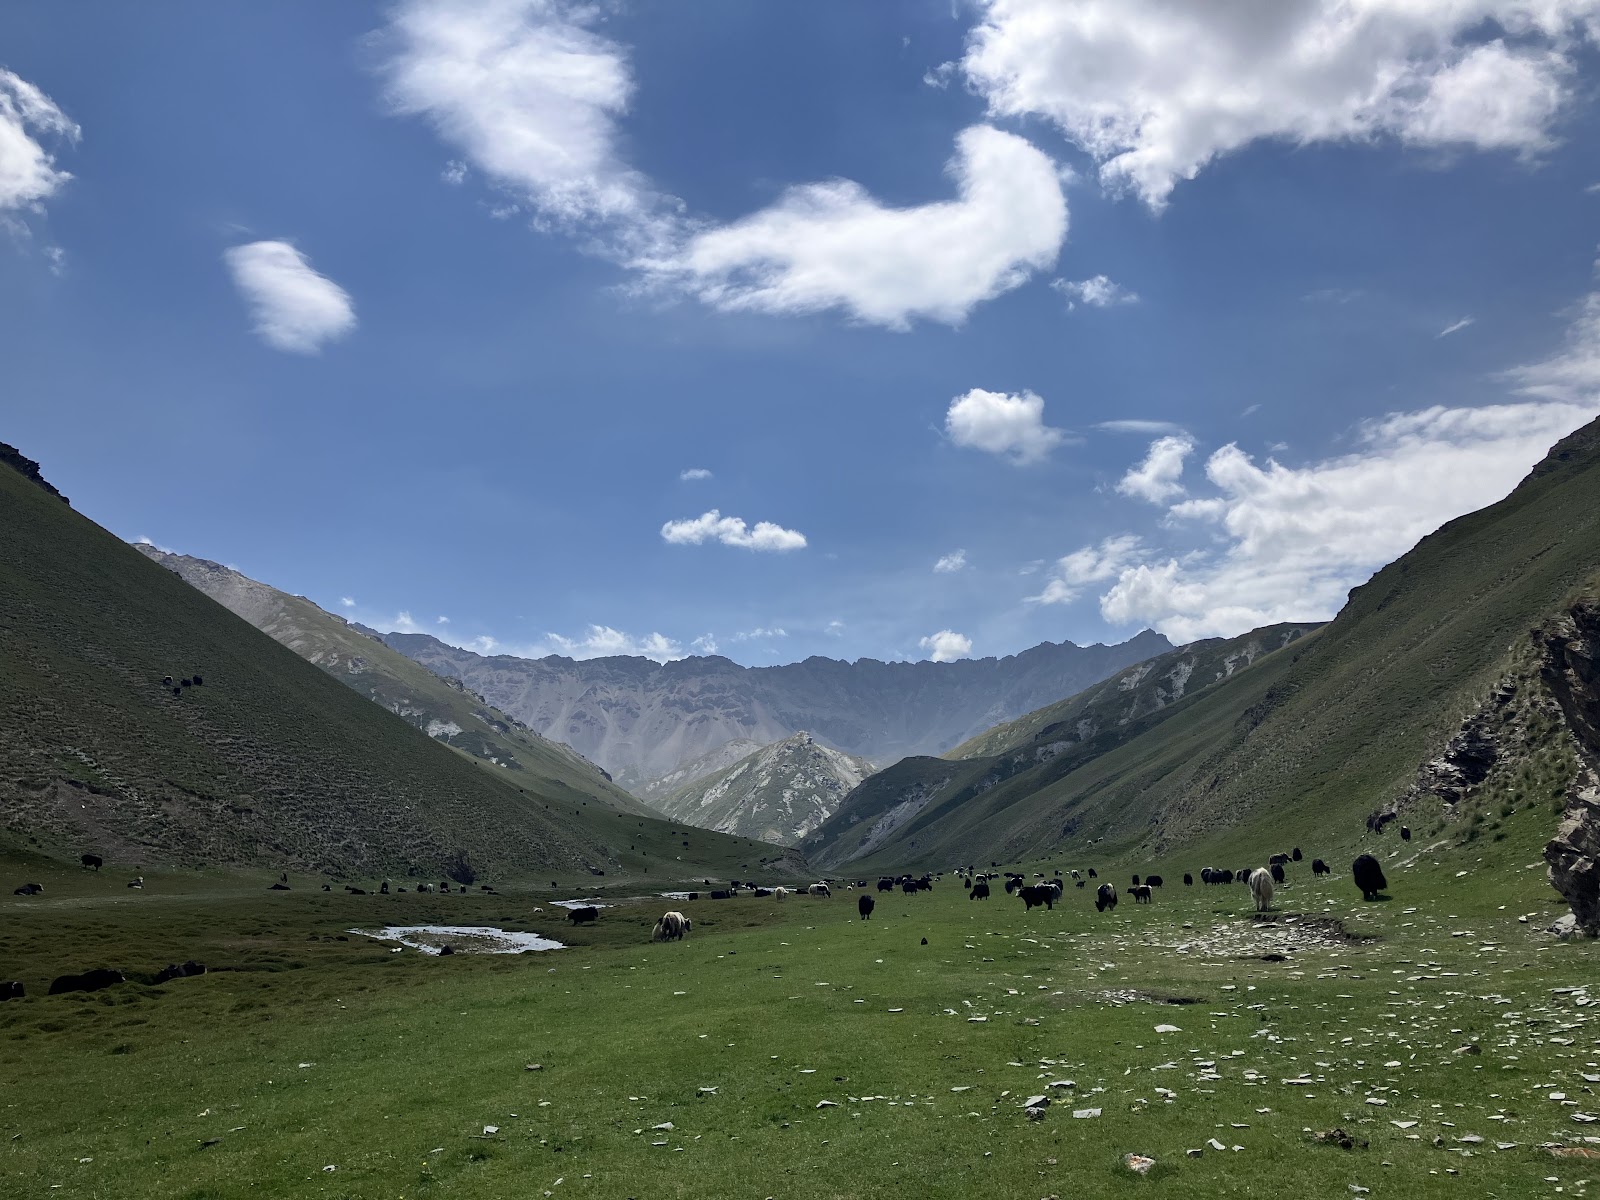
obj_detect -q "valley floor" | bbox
[1,813,1596,1199]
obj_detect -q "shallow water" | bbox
[349,924,566,954]
[549,897,611,910]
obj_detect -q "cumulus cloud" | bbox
[223,241,356,354]
[377,0,671,251]
[340,597,356,608]
[1116,435,1196,504]
[1097,397,1600,641]
[731,626,788,641]
[919,629,974,662]
[1029,534,1143,605]
[0,69,78,213]
[960,0,1598,207]
[661,126,1066,328]
[546,624,683,661]
[1438,316,1476,337]
[660,509,807,551]
[1053,274,1138,310]
[933,549,968,573]
[679,467,713,481]
[945,388,1069,465]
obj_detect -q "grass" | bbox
[3,802,1596,1199]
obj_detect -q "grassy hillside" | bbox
[805,625,1316,868]
[0,453,770,881]
[808,416,1600,871]
[135,548,654,818]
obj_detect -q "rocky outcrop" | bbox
[1,442,68,504]
[1542,600,1600,935]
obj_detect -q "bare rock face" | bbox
[1542,600,1600,935]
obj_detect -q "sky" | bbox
[4,1,1600,667]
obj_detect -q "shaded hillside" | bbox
[805,416,1600,871]
[805,624,1316,867]
[654,732,873,845]
[380,629,1173,791]
[134,548,651,818]
[0,450,760,879]
[639,738,763,804]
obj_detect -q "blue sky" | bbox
[5,1,1600,665]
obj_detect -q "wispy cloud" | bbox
[679,467,713,481]
[223,240,356,354]
[661,509,807,551]
[1052,274,1138,310]
[933,549,968,573]
[1437,316,1475,338]
[0,69,78,213]
[1095,419,1185,436]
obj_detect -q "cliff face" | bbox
[1542,600,1600,935]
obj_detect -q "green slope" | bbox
[807,417,1600,871]
[135,548,654,818]
[803,624,1316,868]
[0,449,769,880]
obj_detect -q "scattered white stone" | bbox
[1073,1108,1102,1119]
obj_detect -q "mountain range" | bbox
[376,628,1173,793]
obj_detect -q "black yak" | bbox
[80,854,102,871]
[1183,873,1193,886]
[48,968,124,995]
[1400,825,1411,841]
[1146,874,1163,888]
[858,894,875,920]
[1019,883,1056,911]
[1270,862,1285,884]
[1352,854,1387,899]
[1291,847,1302,862]
[1312,858,1330,876]
[970,881,990,900]
[567,906,600,925]
[1094,883,1118,912]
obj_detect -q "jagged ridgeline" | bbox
[806,417,1600,874]
[0,448,755,877]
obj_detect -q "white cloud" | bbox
[441,159,467,185]
[1438,316,1476,337]
[654,125,1067,328]
[340,597,356,608]
[960,0,1598,207]
[1504,291,1600,400]
[436,615,450,624]
[1053,274,1138,310]
[0,69,78,212]
[934,549,968,573]
[133,535,177,554]
[919,629,974,662]
[223,241,356,354]
[945,387,1069,465]
[1096,419,1186,436]
[1116,434,1195,504]
[377,0,671,251]
[825,619,845,636]
[679,467,713,481]
[1029,534,1143,605]
[660,509,807,552]
[1098,396,1600,641]
[731,626,788,642]
[546,624,683,661]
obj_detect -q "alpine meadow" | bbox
[7,4,1600,1199]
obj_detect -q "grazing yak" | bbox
[1249,868,1274,913]
[1146,875,1164,888]
[710,889,734,900]
[1269,853,1290,867]
[1352,854,1388,900]
[652,911,691,941]
[154,960,206,984]
[1400,825,1412,841]
[1094,884,1118,913]
[1270,862,1286,885]
[1131,874,1141,886]
[1088,869,1097,879]
[1130,884,1153,904]
[1,981,23,1001]
[12,883,42,896]
[1291,847,1302,862]
[1183,873,1193,886]
[1019,882,1059,911]
[877,877,894,892]
[48,968,125,995]
[969,881,991,900]
[80,854,102,871]
[567,906,600,925]
[1312,858,1331,876]
[858,895,875,920]
[773,887,787,901]
[808,883,831,898]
